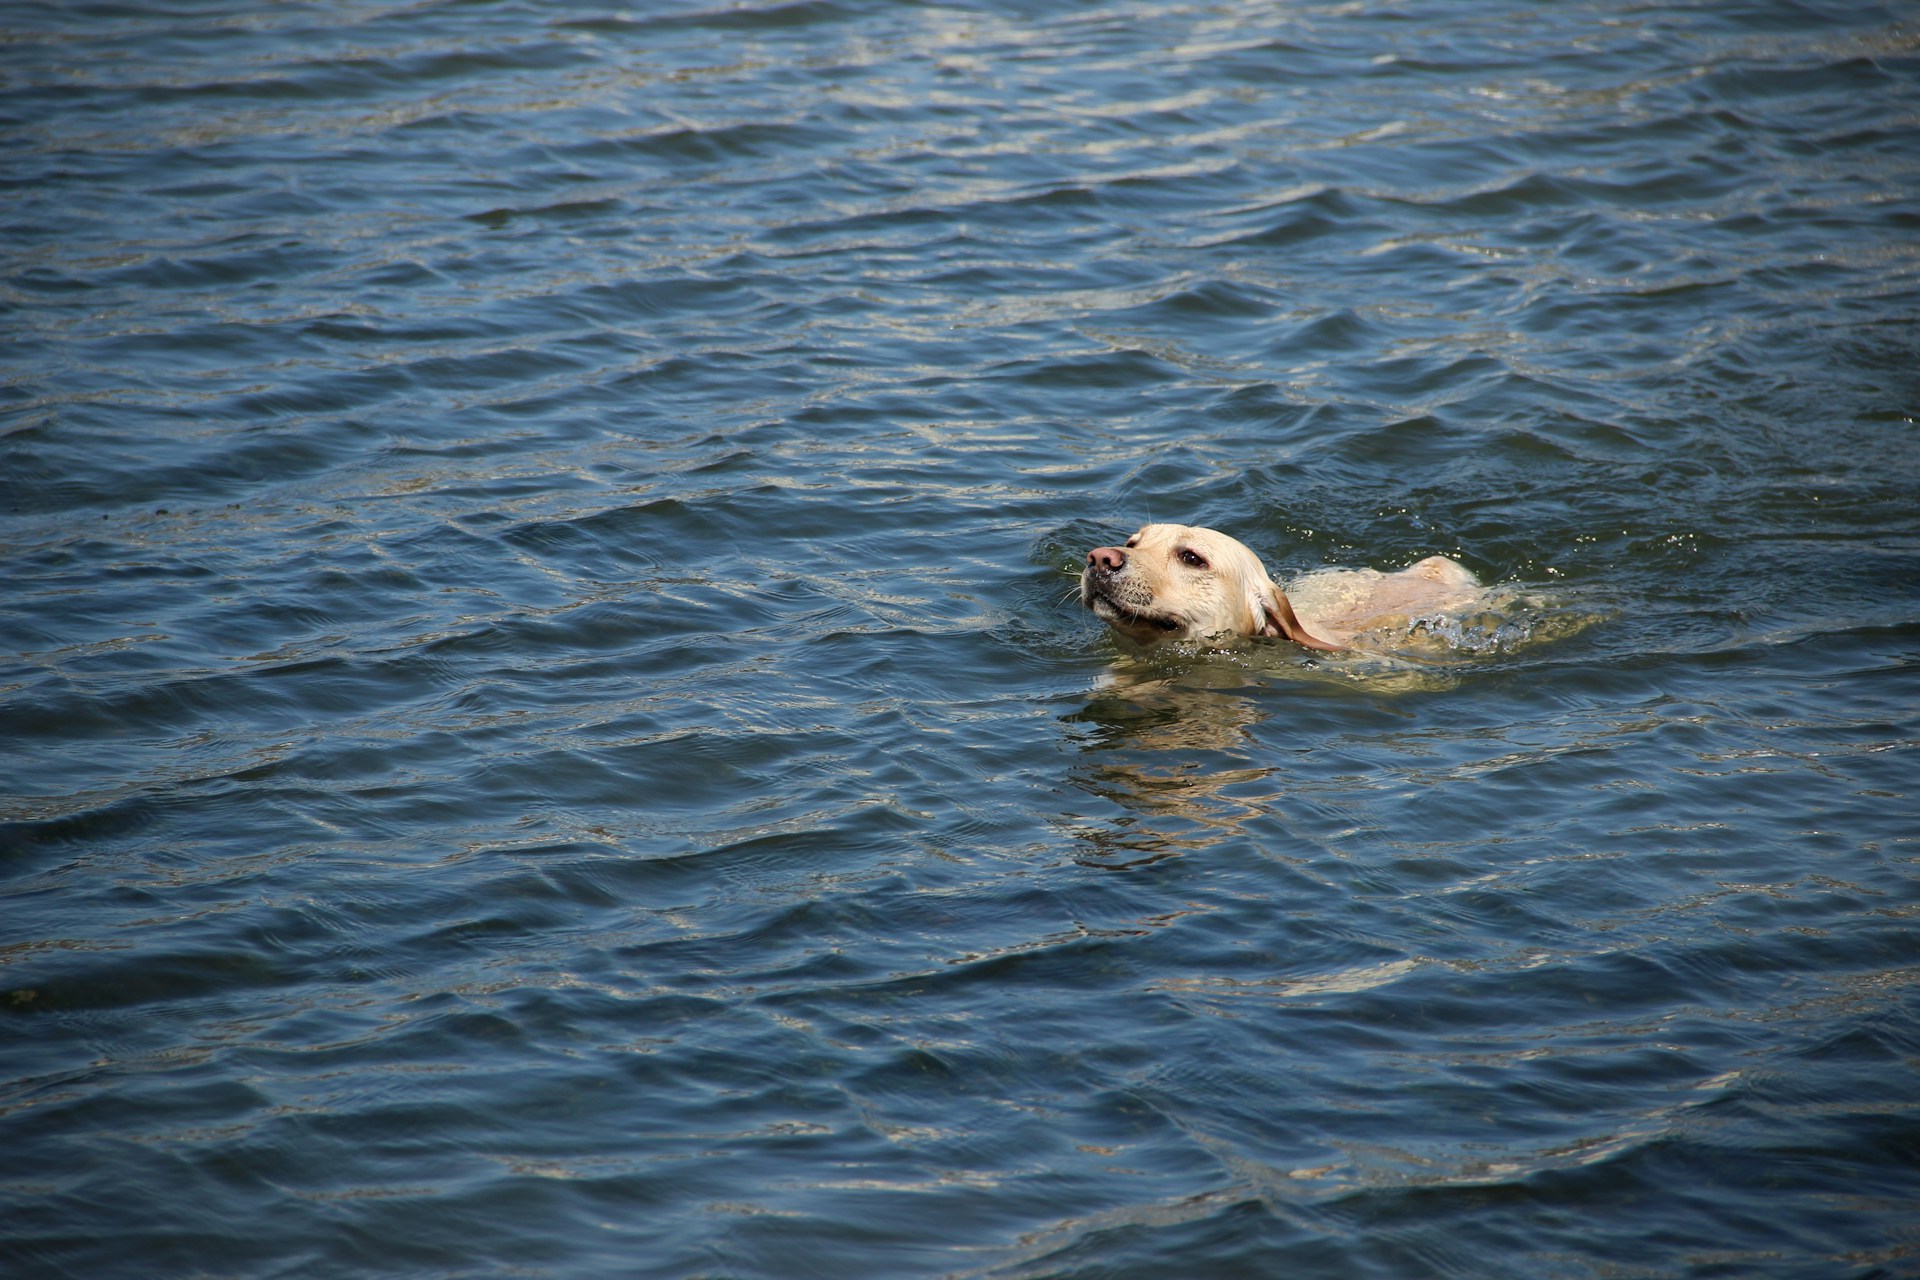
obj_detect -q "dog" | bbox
[1080,523,1484,652]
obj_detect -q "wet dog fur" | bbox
[1080,523,1483,652]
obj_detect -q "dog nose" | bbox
[1087,546,1128,572]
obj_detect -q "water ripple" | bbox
[5,0,1920,1276]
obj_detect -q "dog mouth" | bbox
[1082,575,1184,634]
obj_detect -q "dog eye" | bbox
[1124,535,1140,548]
[1178,548,1209,569]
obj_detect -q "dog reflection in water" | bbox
[1080,522,1485,653]
[1066,672,1277,870]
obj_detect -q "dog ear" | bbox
[1259,585,1344,653]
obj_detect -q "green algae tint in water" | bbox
[2,1,1918,1278]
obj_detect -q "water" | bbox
[4,0,1918,1275]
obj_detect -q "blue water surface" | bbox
[4,1,1919,1276]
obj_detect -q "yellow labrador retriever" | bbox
[1081,523,1484,652]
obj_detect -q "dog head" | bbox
[1080,523,1342,651]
